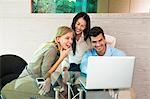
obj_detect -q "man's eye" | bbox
[99,40,102,42]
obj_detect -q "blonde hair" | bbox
[52,26,74,50]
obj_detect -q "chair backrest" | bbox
[0,54,27,90]
[105,34,116,48]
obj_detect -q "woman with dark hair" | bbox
[61,12,116,98]
[62,12,116,72]
[63,12,91,72]
[71,12,91,46]
[59,12,92,98]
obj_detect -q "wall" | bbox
[97,0,150,13]
[0,0,150,99]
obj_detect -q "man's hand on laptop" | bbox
[109,89,119,99]
[109,89,115,98]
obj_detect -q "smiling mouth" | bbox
[96,46,103,50]
[96,47,101,50]
[76,29,81,32]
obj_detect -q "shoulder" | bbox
[84,48,95,56]
[108,46,126,56]
[41,42,58,55]
[45,42,57,50]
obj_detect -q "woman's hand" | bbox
[38,77,51,95]
[62,67,70,83]
[47,47,70,77]
[59,47,70,59]
[63,67,69,72]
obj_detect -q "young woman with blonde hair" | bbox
[1,26,74,98]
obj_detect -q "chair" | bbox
[105,34,116,48]
[0,54,27,90]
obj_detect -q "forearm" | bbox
[62,57,70,70]
[46,57,64,78]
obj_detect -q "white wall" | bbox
[0,14,74,62]
[0,0,150,99]
[0,0,74,62]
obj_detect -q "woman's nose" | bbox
[77,25,81,30]
[69,39,73,44]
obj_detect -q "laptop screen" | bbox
[81,56,135,90]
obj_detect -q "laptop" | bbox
[79,56,135,90]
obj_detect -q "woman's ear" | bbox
[56,36,60,43]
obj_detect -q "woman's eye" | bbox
[65,37,69,40]
[92,41,96,43]
[81,25,85,29]
[77,22,80,25]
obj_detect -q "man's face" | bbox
[91,33,106,55]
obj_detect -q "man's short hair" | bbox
[89,26,105,40]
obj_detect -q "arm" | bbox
[46,48,70,78]
[46,56,65,78]
[39,47,70,95]
[112,48,126,56]
[61,56,70,71]
[41,46,58,77]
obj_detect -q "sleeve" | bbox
[105,34,116,48]
[117,50,126,56]
[41,46,58,77]
[61,56,70,70]
[80,51,90,75]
